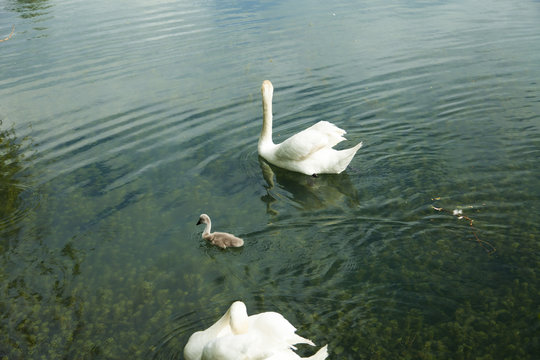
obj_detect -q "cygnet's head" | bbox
[196,213,210,225]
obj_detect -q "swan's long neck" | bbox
[205,306,232,336]
[203,220,211,236]
[206,302,248,336]
[229,301,249,334]
[259,82,274,149]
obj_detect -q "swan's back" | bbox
[249,312,314,347]
[202,334,328,360]
[272,121,344,160]
[184,327,233,360]
[202,332,277,360]
[187,300,329,360]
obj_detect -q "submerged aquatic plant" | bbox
[432,202,496,255]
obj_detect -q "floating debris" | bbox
[452,209,463,217]
[432,204,496,255]
[0,26,14,43]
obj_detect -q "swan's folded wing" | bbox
[311,121,347,143]
[202,333,277,360]
[274,121,347,161]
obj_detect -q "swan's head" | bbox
[261,80,273,99]
[197,213,210,225]
[229,301,249,334]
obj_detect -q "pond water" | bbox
[1,0,539,359]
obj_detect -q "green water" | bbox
[1,0,539,359]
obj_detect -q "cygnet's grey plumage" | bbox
[196,214,244,249]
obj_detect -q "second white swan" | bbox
[184,301,329,360]
[258,80,362,176]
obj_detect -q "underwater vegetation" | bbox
[0,147,538,359]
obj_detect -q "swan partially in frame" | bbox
[184,301,329,360]
[258,80,362,177]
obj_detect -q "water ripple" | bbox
[1,0,539,359]
[0,182,41,236]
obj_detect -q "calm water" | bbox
[1,0,539,359]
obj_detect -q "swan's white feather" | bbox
[274,121,347,161]
[265,345,329,360]
[184,310,234,360]
[258,80,362,175]
[184,301,328,360]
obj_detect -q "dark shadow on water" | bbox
[258,156,360,214]
[5,0,52,19]
[4,0,53,37]
[0,120,36,240]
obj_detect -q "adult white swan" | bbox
[258,80,362,176]
[184,301,329,360]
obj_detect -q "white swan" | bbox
[184,301,246,360]
[196,214,244,249]
[184,301,329,360]
[258,80,362,176]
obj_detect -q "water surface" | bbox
[1,0,539,359]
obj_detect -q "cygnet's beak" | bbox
[196,219,202,225]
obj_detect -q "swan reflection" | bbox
[259,157,360,213]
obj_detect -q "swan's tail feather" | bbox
[313,121,347,136]
[350,141,363,152]
[288,333,316,347]
[313,121,347,147]
[335,141,363,174]
[306,345,329,360]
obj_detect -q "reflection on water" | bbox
[7,0,52,19]
[259,157,359,213]
[4,0,52,38]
